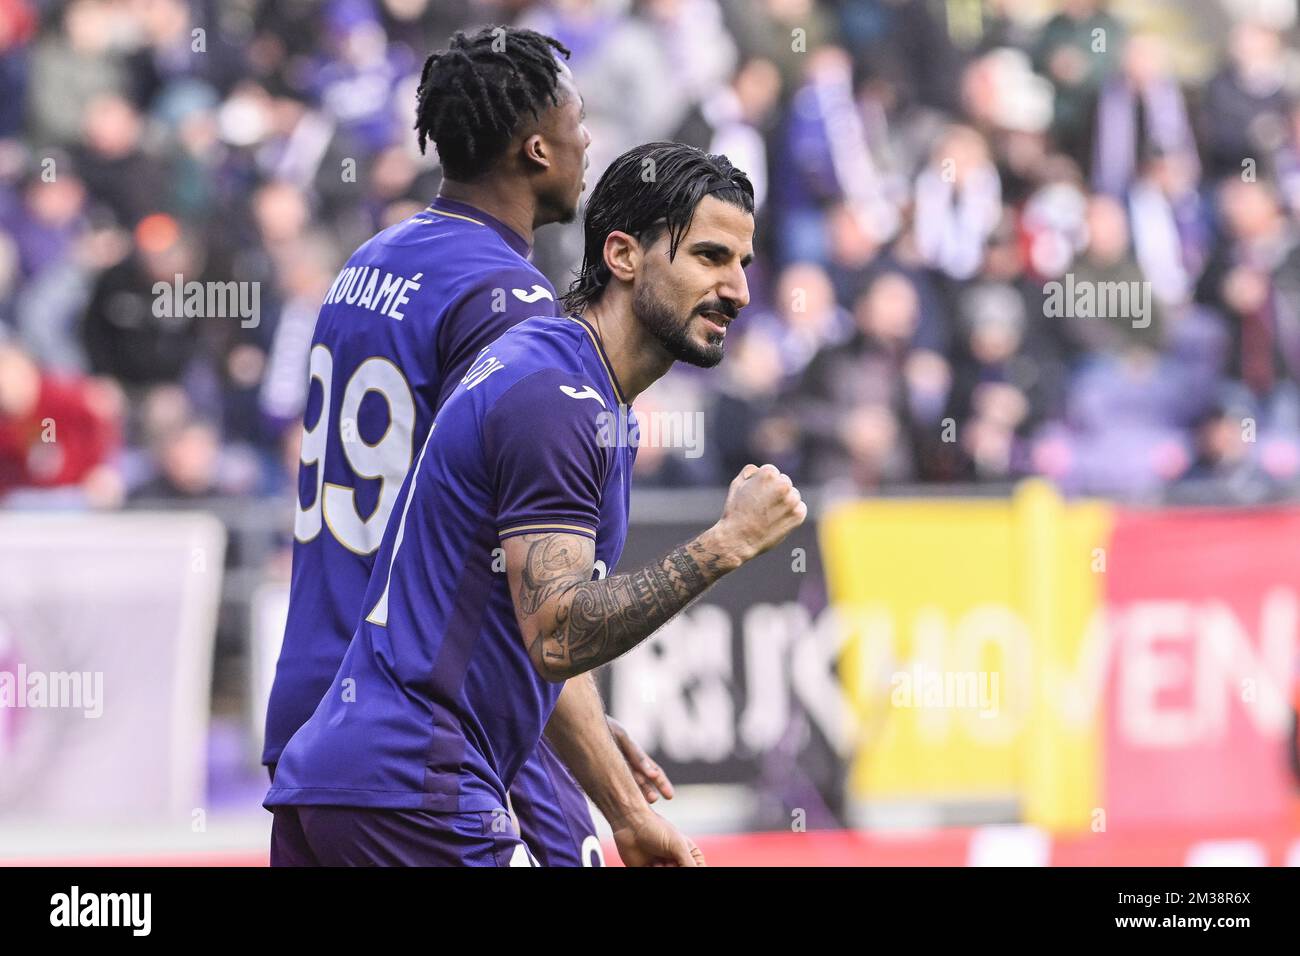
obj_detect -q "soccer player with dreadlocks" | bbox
[263,26,679,866]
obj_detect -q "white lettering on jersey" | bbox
[560,384,606,408]
[462,350,506,390]
[512,284,554,303]
[324,266,423,321]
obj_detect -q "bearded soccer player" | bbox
[262,27,673,867]
[265,142,807,865]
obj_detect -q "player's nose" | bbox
[720,264,750,313]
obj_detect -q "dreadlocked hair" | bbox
[414,26,571,180]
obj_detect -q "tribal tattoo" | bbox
[514,532,733,680]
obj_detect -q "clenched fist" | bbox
[709,463,807,564]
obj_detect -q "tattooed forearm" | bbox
[517,535,590,615]
[512,532,735,681]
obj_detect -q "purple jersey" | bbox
[263,200,604,864]
[263,198,559,767]
[265,314,635,812]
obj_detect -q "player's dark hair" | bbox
[563,142,754,313]
[414,26,571,180]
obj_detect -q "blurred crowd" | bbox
[4,0,1300,507]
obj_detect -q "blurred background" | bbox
[1,0,1299,865]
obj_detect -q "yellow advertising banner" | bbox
[819,481,1113,830]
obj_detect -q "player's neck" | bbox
[436,179,537,249]
[580,296,674,404]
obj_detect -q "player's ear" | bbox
[603,231,638,284]
[521,132,551,172]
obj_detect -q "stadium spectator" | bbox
[1063,193,1164,353]
[1087,32,1198,199]
[1196,178,1300,427]
[26,0,129,147]
[129,416,223,500]
[0,0,1297,505]
[81,213,204,389]
[749,261,851,379]
[0,342,122,503]
[1200,19,1291,181]
[1031,0,1124,159]
[913,124,1002,280]
[1128,149,1212,309]
[673,55,782,214]
[74,93,170,228]
[792,270,928,489]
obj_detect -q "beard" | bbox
[632,282,728,368]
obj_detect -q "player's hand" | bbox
[710,463,807,564]
[607,715,674,804]
[611,810,705,867]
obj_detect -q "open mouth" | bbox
[699,310,730,334]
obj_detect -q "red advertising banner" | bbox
[1102,509,1300,828]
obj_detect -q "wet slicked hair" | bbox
[563,142,754,313]
[414,26,570,180]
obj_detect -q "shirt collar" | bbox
[426,196,531,258]
[568,313,629,407]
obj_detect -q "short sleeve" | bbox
[436,267,559,408]
[483,369,609,541]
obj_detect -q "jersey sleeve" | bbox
[435,267,560,408]
[483,368,609,541]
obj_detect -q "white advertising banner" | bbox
[0,512,225,823]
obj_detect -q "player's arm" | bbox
[543,675,640,821]
[503,462,807,681]
[606,713,673,802]
[543,672,699,865]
